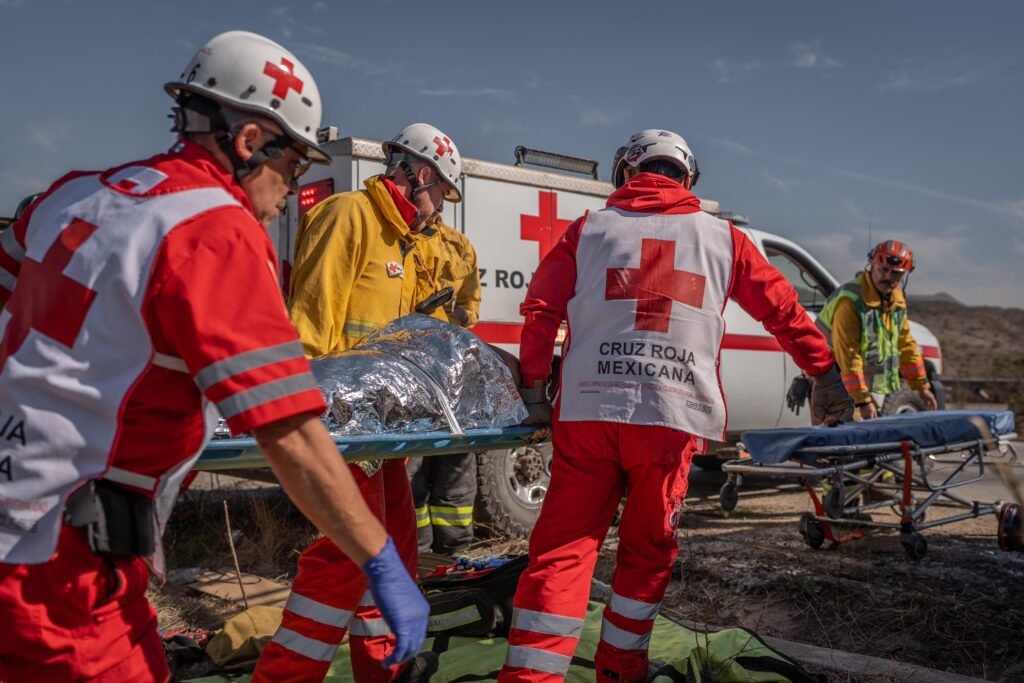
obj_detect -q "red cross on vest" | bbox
[433,136,453,157]
[263,57,304,100]
[0,219,99,368]
[605,238,705,333]
[521,191,572,262]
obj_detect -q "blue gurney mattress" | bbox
[741,410,1016,465]
[195,426,539,471]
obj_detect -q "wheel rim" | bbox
[502,445,551,509]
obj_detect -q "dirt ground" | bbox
[647,467,1024,682]
[153,465,1024,682]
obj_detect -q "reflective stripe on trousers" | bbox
[415,505,430,529]
[267,591,354,664]
[429,504,473,527]
[599,590,659,653]
[505,645,573,677]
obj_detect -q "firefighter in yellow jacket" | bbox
[816,240,938,420]
[407,221,482,555]
[256,123,463,683]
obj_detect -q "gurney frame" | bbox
[719,433,1020,561]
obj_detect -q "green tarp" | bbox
[188,601,814,683]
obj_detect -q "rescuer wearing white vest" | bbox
[0,31,427,682]
[498,129,855,683]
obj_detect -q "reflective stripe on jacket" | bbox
[816,271,929,403]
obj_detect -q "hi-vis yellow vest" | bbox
[817,277,904,395]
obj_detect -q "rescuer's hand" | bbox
[810,363,855,425]
[519,380,552,426]
[786,375,812,415]
[362,537,429,667]
[919,388,938,411]
[858,401,878,421]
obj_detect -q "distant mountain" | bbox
[910,299,1024,380]
[907,291,962,305]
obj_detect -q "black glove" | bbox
[810,363,855,425]
[519,380,552,426]
[786,375,812,415]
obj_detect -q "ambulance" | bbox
[274,132,944,535]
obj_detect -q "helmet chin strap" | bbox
[173,96,294,182]
[387,153,444,196]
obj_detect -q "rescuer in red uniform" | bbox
[498,129,854,683]
[0,31,428,682]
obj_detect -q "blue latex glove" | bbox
[362,536,428,667]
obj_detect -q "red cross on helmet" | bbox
[612,128,700,189]
[381,123,463,202]
[868,240,915,273]
[165,30,329,163]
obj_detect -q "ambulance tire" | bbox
[475,443,552,538]
[881,389,927,416]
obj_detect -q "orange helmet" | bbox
[868,240,914,273]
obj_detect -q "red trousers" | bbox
[0,525,167,683]
[499,410,694,683]
[254,460,419,683]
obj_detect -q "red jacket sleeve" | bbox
[147,206,326,434]
[519,215,585,386]
[728,226,834,376]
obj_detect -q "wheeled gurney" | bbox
[719,410,1021,560]
[194,426,541,471]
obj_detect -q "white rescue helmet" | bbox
[612,128,700,189]
[165,30,330,163]
[382,123,463,202]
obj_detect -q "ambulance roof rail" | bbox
[513,146,599,180]
[317,136,720,214]
[719,211,749,225]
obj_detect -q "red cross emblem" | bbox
[433,136,454,157]
[0,219,99,368]
[521,191,572,262]
[263,57,304,100]
[605,239,705,333]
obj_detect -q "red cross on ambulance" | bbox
[605,238,706,333]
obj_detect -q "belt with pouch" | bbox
[64,479,155,557]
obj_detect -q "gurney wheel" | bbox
[997,503,1022,553]
[799,513,825,549]
[719,481,739,512]
[823,488,845,520]
[901,533,928,561]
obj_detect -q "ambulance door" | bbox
[462,178,601,354]
[760,238,834,428]
[718,228,786,433]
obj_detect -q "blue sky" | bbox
[1,0,1022,306]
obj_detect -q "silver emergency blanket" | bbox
[312,314,527,437]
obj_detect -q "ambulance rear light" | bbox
[514,146,599,179]
[298,179,334,217]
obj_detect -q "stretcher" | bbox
[194,426,542,471]
[719,410,1022,560]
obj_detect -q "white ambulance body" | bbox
[273,136,943,533]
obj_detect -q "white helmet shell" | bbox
[165,30,329,162]
[613,128,699,188]
[382,123,463,202]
